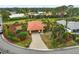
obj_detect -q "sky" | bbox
[0,0,79,8]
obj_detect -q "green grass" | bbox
[72,16,79,19]
[3,16,79,24]
[14,39,32,48]
[3,19,26,24]
[41,31,77,49]
[3,18,60,25]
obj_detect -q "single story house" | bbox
[57,20,79,34]
[27,21,45,33]
[9,13,25,18]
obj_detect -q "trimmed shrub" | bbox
[16,30,28,41]
[8,31,19,42]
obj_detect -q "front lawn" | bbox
[16,39,32,47]
[41,32,77,49]
[41,32,53,49]
[41,22,77,49]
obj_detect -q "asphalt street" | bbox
[0,34,79,54]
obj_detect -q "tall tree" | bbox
[0,10,10,21]
[65,5,74,29]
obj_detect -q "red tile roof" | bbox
[27,21,44,31]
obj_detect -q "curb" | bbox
[1,34,27,49]
[1,34,79,52]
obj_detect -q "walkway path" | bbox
[29,33,48,50]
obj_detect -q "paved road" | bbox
[1,34,79,54]
[29,33,48,50]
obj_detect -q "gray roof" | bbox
[57,20,66,26]
[68,22,79,30]
[57,20,79,30]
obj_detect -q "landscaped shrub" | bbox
[3,25,9,35]
[8,31,19,42]
[75,35,79,44]
[16,30,22,34]
[3,24,32,48]
[50,23,76,48]
[51,38,58,48]
[13,22,19,25]
[25,39,32,47]
[21,23,27,31]
[67,18,79,21]
[16,30,28,41]
[9,17,28,21]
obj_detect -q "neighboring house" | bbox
[57,20,66,26]
[28,11,53,17]
[9,13,25,18]
[56,12,67,17]
[9,11,17,15]
[45,12,53,16]
[57,20,79,34]
[38,11,44,14]
[28,12,40,16]
[27,21,45,33]
[33,13,39,16]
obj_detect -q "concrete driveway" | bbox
[29,33,48,50]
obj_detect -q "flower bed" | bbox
[3,22,32,48]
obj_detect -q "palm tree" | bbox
[51,24,66,48]
[65,5,74,29]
